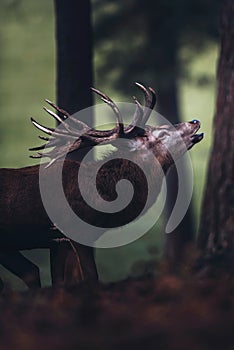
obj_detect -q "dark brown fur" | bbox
[0,83,203,289]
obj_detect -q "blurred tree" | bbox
[197,0,234,272]
[93,0,221,93]
[54,0,94,114]
[93,0,222,267]
[52,0,98,285]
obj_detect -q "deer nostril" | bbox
[190,119,199,125]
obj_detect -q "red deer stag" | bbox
[0,83,203,290]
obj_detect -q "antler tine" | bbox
[39,136,63,145]
[135,82,157,125]
[39,135,51,141]
[29,144,46,151]
[30,154,43,159]
[148,87,157,109]
[30,151,53,159]
[29,137,64,152]
[135,82,151,106]
[45,99,70,120]
[29,135,51,151]
[43,107,64,124]
[91,87,124,135]
[124,96,144,134]
[45,99,90,132]
[43,107,85,136]
[31,118,54,136]
[31,138,85,168]
[132,96,144,125]
[30,118,78,139]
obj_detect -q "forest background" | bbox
[0,0,221,289]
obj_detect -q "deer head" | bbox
[29,83,203,169]
[27,83,204,247]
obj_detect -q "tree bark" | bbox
[54,0,94,114]
[197,0,234,268]
[52,0,98,285]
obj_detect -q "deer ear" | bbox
[152,130,160,138]
[152,129,169,139]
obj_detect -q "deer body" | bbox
[0,151,161,249]
[0,84,203,289]
[0,165,49,249]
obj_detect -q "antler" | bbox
[29,83,156,166]
[91,87,124,136]
[134,83,156,126]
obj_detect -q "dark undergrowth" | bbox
[0,272,234,350]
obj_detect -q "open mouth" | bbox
[188,121,204,149]
[191,132,204,144]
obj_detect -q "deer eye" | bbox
[152,130,169,139]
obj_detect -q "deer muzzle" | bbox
[188,120,204,148]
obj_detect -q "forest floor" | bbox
[0,273,234,350]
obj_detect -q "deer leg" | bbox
[50,239,98,287]
[50,239,78,286]
[0,251,41,289]
[71,241,98,282]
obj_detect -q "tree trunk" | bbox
[54,0,94,114]
[52,0,98,286]
[197,0,234,271]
